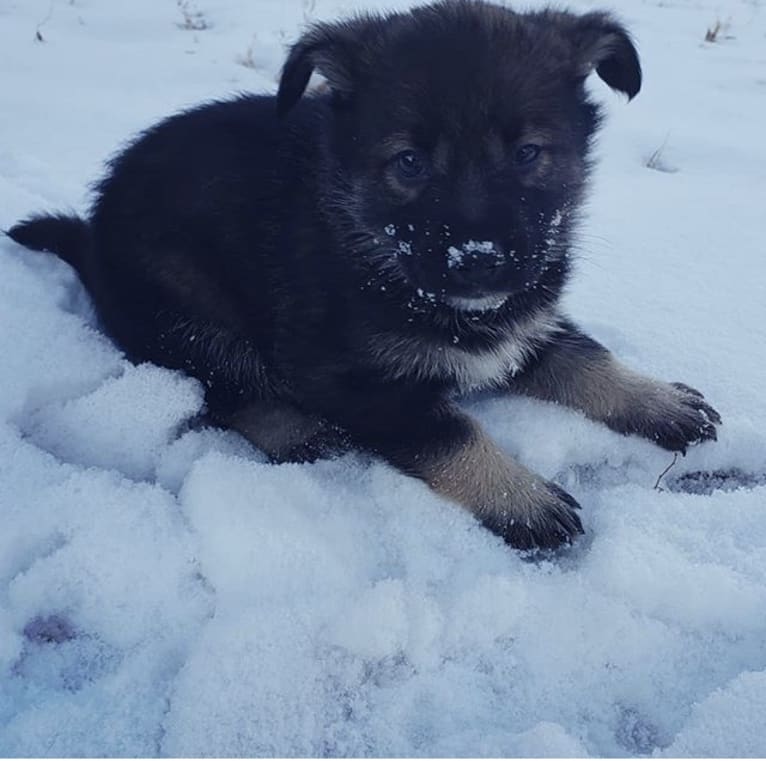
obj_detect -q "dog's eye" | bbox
[394,150,427,180]
[514,144,542,166]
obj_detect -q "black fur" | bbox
[8,1,719,551]
[6,214,89,270]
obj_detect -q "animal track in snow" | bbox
[15,614,122,693]
[667,468,766,496]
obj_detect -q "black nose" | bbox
[445,243,505,290]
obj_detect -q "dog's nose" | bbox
[445,241,505,287]
[446,241,504,267]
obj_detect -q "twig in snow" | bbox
[645,132,678,174]
[653,453,679,491]
[35,0,55,42]
[704,17,735,43]
[302,0,317,23]
[705,20,722,42]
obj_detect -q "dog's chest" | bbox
[369,309,560,392]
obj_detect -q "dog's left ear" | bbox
[571,12,642,100]
[277,17,383,117]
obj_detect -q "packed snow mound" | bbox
[1,0,765,756]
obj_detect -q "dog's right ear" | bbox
[277,17,382,118]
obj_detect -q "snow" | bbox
[447,240,499,269]
[1,0,765,756]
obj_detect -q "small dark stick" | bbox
[653,452,679,491]
[34,0,54,43]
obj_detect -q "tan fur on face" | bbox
[513,129,557,187]
[378,132,415,160]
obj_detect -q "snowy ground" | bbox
[1,0,765,756]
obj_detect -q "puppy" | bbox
[8,0,720,550]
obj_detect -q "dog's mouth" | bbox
[441,293,510,312]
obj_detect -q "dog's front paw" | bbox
[617,381,721,454]
[481,479,584,552]
[422,419,585,553]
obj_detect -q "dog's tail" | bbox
[5,213,90,272]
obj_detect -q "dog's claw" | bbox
[647,382,722,453]
[487,481,584,552]
[671,382,705,399]
[610,380,722,454]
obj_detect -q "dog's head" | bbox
[278,0,641,313]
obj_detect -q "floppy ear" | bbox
[277,17,382,118]
[573,12,642,100]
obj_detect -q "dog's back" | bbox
[11,94,334,416]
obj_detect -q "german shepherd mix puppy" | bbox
[9,0,720,550]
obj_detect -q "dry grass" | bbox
[176,0,210,31]
[705,19,723,42]
[302,0,317,23]
[704,17,735,43]
[34,0,55,42]
[645,134,678,174]
[235,40,258,70]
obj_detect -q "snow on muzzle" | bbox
[444,239,513,293]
